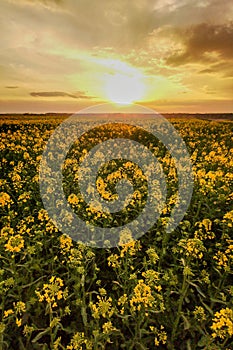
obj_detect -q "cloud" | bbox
[198,68,214,74]
[2,0,233,56]
[166,22,233,65]
[5,86,19,88]
[198,61,233,78]
[1,0,233,112]
[30,91,95,99]
[6,0,64,12]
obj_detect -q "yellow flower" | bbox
[130,280,155,312]
[18,192,31,203]
[118,294,128,306]
[150,325,167,347]
[193,306,206,321]
[16,318,22,327]
[178,238,206,259]
[142,270,160,286]
[60,234,73,253]
[102,321,117,334]
[50,317,61,329]
[194,219,215,240]
[211,307,233,339]
[118,294,128,314]
[23,325,34,336]
[67,326,93,349]
[213,243,233,270]
[90,295,115,319]
[35,277,68,308]
[223,210,233,227]
[53,336,62,350]
[146,247,159,264]
[14,301,26,314]
[118,228,141,257]
[38,209,50,221]
[68,193,80,206]
[4,309,14,318]
[0,192,13,207]
[5,234,24,253]
[1,226,14,240]
[99,288,107,296]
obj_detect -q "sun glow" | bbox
[104,73,145,105]
[99,59,146,105]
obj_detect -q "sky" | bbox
[1,0,233,113]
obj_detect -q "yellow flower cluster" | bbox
[146,247,159,264]
[120,239,141,258]
[38,208,58,234]
[102,321,117,334]
[193,306,206,321]
[1,226,14,240]
[96,176,118,201]
[150,325,167,347]
[67,332,93,350]
[4,301,26,327]
[60,234,73,253]
[0,192,13,208]
[211,307,233,339]
[38,208,50,221]
[117,294,128,315]
[68,193,80,206]
[130,280,154,312]
[5,234,24,253]
[107,253,120,268]
[90,295,115,319]
[118,229,141,257]
[142,270,162,291]
[178,238,206,259]
[18,192,31,203]
[1,115,233,348]
[194,219,215,240]
[213,241,233,270]
[36,276,68,308]
[3,309,14,318]
[223,210,233,227]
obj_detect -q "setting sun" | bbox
[104,73,145,104]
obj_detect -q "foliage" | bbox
[0,117,232,349]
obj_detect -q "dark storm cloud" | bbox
[166,23,233,66]
[30,91,95,99]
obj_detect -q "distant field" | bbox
[0,112,232,124]
[0,116,233,349]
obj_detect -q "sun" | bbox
[104,72,146,105]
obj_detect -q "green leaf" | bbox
[181,313,190,330]
[210,297,227,305]
[200,300,214,316]
[187,280,206,298]
[32,328,50,343]
[197,335,212,347]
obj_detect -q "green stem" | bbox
[0,333,3,350]
[49,303,54,348]
[81,274,88,332]
[171,273,188,345]
[159,229,171,269]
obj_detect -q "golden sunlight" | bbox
[104,73,145,105]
